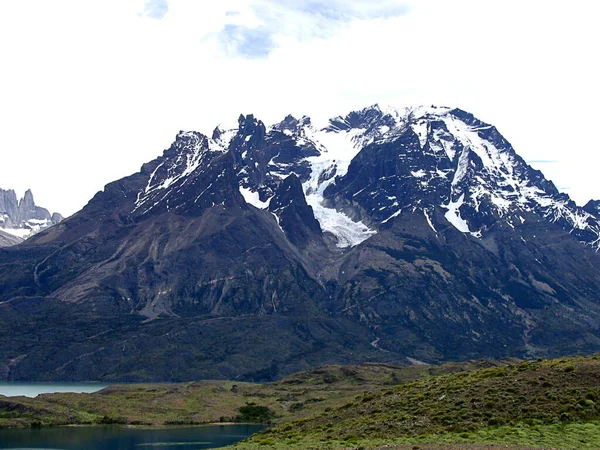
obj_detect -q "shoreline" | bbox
[0,421,269,430]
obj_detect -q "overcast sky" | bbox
[1,0,599,217]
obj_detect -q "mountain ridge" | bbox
[1,104,600,381]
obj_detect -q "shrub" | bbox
[236,402,275,423]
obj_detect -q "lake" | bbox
[0,424,266,450]
[0,382,109,398]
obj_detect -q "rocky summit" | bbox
[1,105,600,382]
[0,188,63,247]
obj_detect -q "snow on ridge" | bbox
[540,198,595,230]
[134,132,211,212]
[374,104,452,121]
[426,110,600,243]
[440,113,596,232]
[442,116,516,176]
[209,128,237,152]
[126,106,600,248]
[303,126,366,186]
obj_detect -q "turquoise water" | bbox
[0,383,109,398]
[0,424,266,449]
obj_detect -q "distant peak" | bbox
[176,130,204,140]
[326,104,403,132]
[233,115,266,148]
[279,114,298,128]
[237,114,265,134]
[20,189,35,207]
[212,126,222,141]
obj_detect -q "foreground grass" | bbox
[230,422,600,449]
[230,355,600,450]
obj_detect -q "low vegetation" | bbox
[3,355,600,449]
[232,354,600,449]
[0,360,509,429]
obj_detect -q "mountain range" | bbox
[0,188,63,247]
[1,104,600,382]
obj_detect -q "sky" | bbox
[1,0,599,217]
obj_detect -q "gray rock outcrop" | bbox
[0,188,63,245]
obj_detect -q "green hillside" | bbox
[0,360,502,429]
[3,355,600,449]
[231,355,600,449]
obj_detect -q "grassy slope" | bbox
[232,355,600,449]
[3,355,600,449]
[0,360,507,429]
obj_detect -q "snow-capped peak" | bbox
[129,105,600,251]
[317,106,600,249]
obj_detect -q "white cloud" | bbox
[214,0,410,58]
[140,0,169,19]
[0,0,599,216]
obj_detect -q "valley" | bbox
[2,355,600,448]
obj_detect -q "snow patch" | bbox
[2,227,32,238]
[490,195,512,215]
[382,209,402,224]
[424,209,437,233]
[453,147,471,186]
[271,212,284,233]
[442,194,472,234]
[239,186,270,209]
[26,218,50,225]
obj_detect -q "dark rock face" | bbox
[0,188,63,246]
[1,104,600,382]
[268,174,322,247]
[231,114,319,205]
[584,200,600,217]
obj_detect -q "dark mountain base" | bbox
[0,297,401,382]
